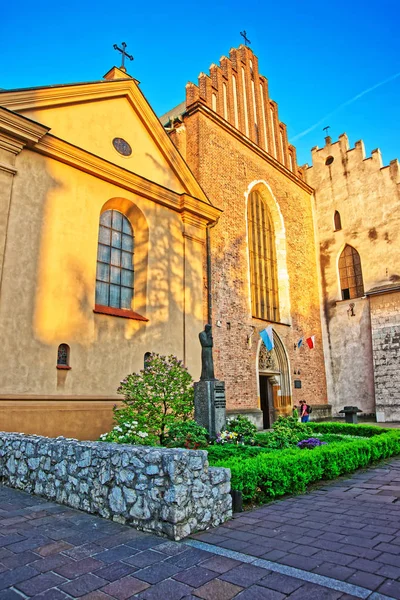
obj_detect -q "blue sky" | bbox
[1,0,399,166]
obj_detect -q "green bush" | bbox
[255,416,308,449]
[209,426,400,504]
[225,415,258,443]
[163,420,209,449]
[101,353,194,446]
[305,421,388,437]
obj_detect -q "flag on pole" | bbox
[260,326,274,351]
[306,336,315,349]
[297,338,303,349]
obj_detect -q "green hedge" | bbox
[306,421,388,437]
[208,424,400,504]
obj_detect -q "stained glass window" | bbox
[57,344,70,366]
[95,210,134,309]
[248,190,279,321]
[339,245,364,300]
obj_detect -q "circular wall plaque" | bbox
[112,137,132,156]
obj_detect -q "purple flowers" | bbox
[297,437,326,449]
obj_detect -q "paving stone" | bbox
[174,566,217,587]
[36,540,72,556]
[278,553,321,571]
[192,578,243,600]
[0,535,25,548]
[312,562,356,580]
[338,544,382,560]
[346,570,385,591]
[260,550,288,561]
[55,557,105,578]
[60,573,108,597]
[166,548,211,569]
[0,565,39,590]
[154,541,187,556]
[220,564,268,587]
[376,579,400,599]
[93,560,137,581]
[15,571,66,595]
[374,542,400,555]
[80,592,113,600]
[134,561,181,584]
[258,572,303,594]
[0,550,38,568]
[199,556,241,574]
[137,578,192,599]
[348,557,385,573]
[123,549,168,568]
[100,574,151,599]
[93,545,138,564]
[30,553,72,573]
[235,585,285,599]
[0,590,30,600]
[63,542,104,560]
[286,582,342,599]
[375,563,400,579]
[126,536,165,551]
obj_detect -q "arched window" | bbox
[144,352,151,369]
[248,190,279,321]
[57,344,70,369]
[334,211,342,231]
[95,210,134,310]
[339,245,364,300]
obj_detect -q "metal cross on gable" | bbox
[240,30,251,46]
[113,42,134,71]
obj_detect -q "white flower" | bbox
[138,432,148,438]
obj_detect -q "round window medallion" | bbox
[112,137,132,156]
[325,155,334,166]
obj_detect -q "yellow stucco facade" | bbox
[0,68,221,439]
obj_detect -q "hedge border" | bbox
[208,423,400,503]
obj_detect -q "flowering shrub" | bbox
[215,430,239,444]
[111,353,194,445]
[99,420,157,445]
[225,415,257,443]
[297,437,327,449]
[164,420,209,449]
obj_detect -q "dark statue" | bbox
[199,324,215,380]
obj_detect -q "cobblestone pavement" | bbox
[1,460,400,599]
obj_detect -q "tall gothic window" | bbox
[339,245,364,300]
[334,210,342,231]
[95,210,134,310]
[248,190,279,321]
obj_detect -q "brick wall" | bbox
[176,109,327,412]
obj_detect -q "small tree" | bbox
[116,353,194,445]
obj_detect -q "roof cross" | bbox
[323,126,331,136]
[240,30,251,46]
[113,42,134,71]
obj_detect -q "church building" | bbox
[1,41,398,438]
[161,45,329,428]
[0,66,220,439]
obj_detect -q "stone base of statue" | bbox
[194,379,226,438]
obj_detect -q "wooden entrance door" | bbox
[259,375,275,429]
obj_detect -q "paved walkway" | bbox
[1,459,400,599]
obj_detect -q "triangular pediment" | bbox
[0,78,209,202]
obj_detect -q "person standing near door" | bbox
[300,400,311,423]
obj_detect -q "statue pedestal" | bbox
[194,379,226,438]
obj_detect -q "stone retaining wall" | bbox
[0,433,232,540]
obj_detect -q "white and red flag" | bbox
[306,336,315,349]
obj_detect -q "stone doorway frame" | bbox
[256,328,292,426]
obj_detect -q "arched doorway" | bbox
[258,330,291,428]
